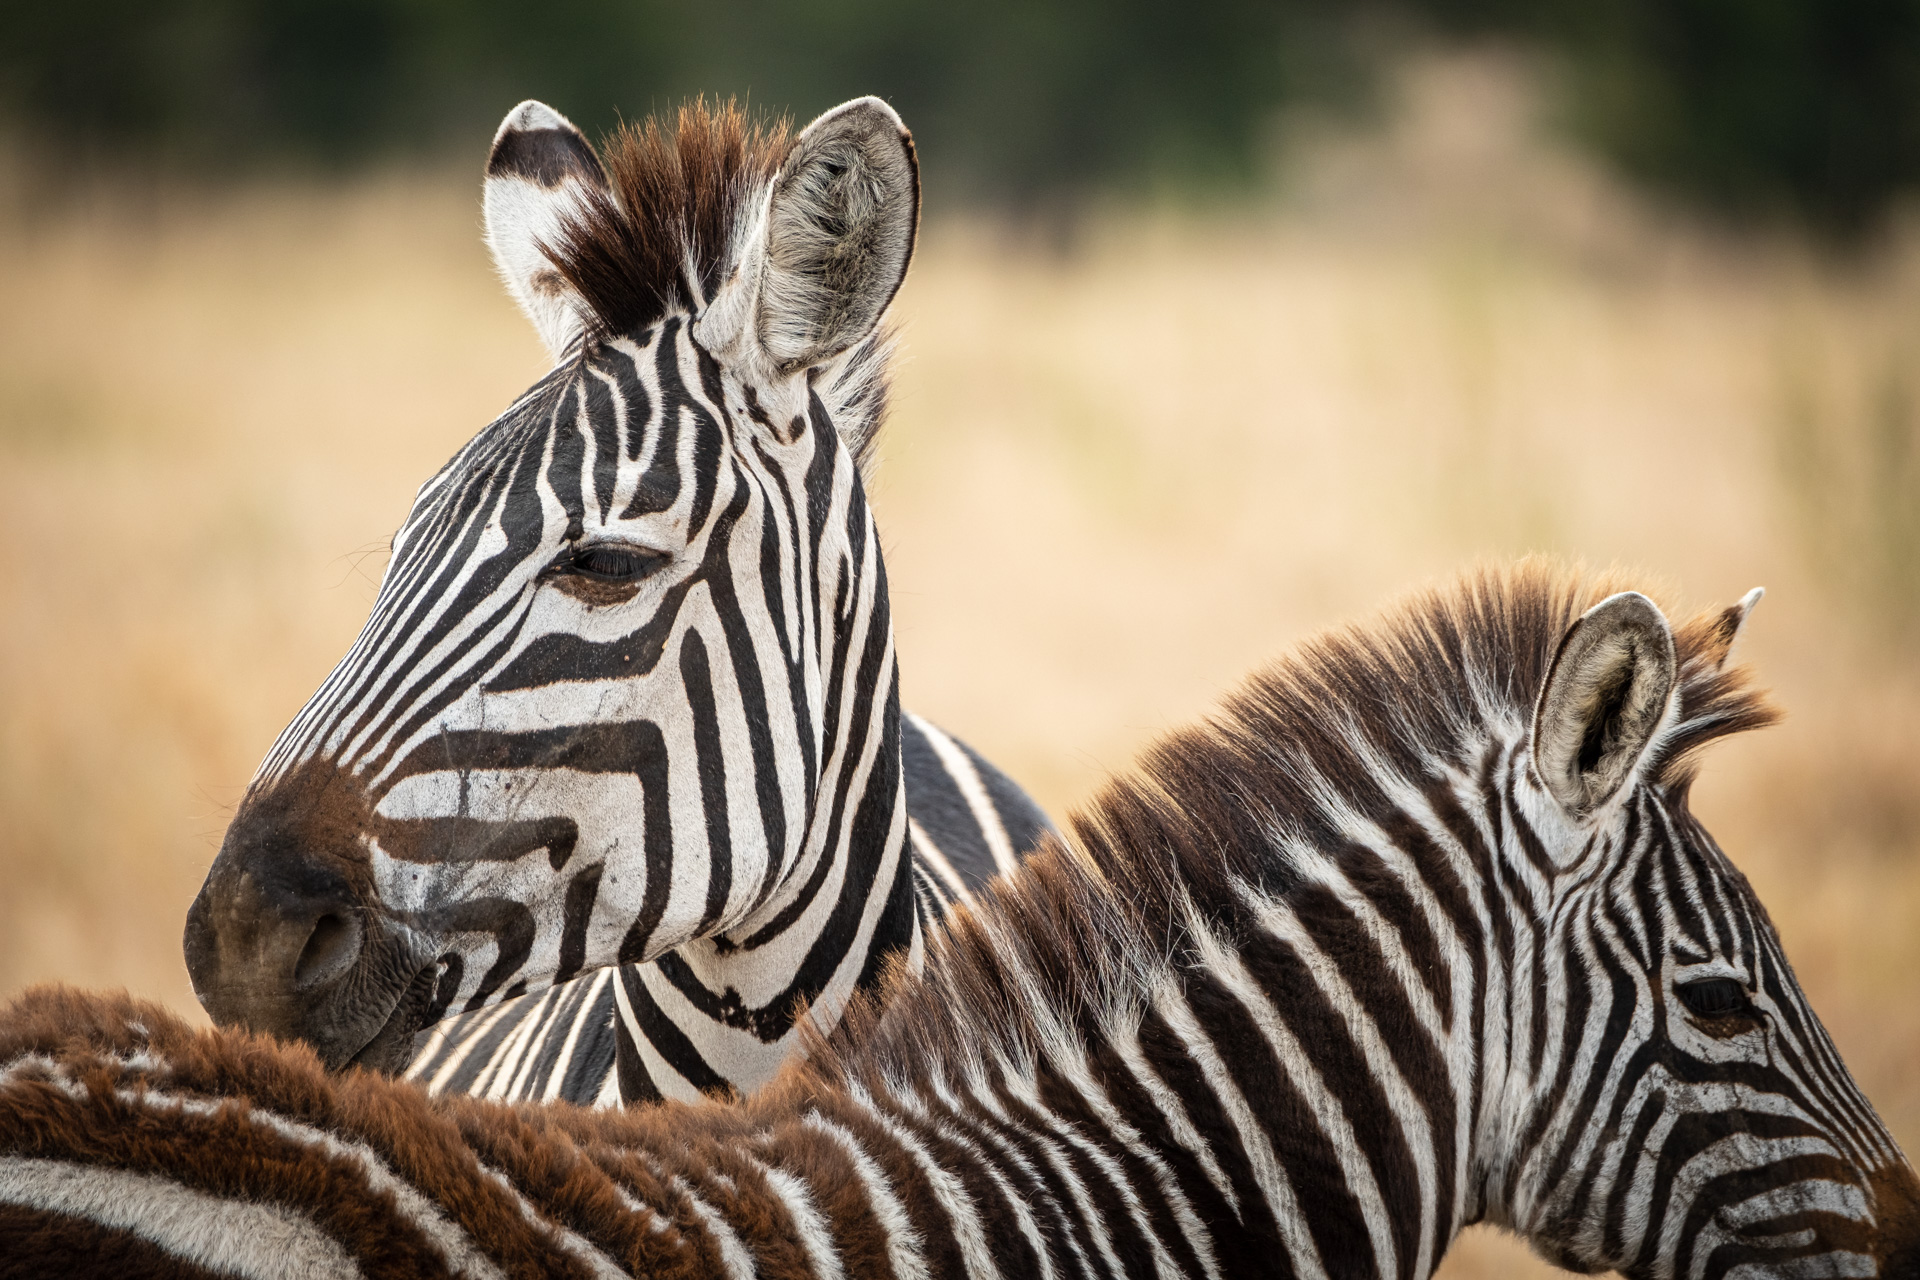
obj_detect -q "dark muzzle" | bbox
[183,759,437,1072]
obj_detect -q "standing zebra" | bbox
[181,95,1053,1108]
[6,563,1915,1278]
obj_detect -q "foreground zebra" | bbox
[181,95,1053,1109]
[11,563,1917,1278]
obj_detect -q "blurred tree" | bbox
[1,0,1917,235]
[1425,0,1920,235]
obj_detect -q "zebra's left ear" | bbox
[697,96,918,380]
[1530,592,1679,819]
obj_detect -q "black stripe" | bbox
[555,863,603,986]
[613,965,731,1096]
[900,715,998,887]
[681,632,733,935]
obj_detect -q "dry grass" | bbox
[1,55,1914,1276]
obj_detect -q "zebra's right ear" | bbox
[1530,592,1679,819]
[483,101,610,363]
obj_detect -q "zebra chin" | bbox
[183,757,445,1073]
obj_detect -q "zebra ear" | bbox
[701,96,918,379]
[1530,591,1679,819]
[483,100,610,363]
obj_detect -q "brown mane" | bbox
[543,100,894,471]
[548,99,794,342]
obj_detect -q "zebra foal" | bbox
[7,563,1916,1278]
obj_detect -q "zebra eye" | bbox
[568,544,665,582]
[1676,977,1751,1019]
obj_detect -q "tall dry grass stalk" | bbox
[0,54,1913,1277]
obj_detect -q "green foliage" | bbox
[1427,0,1920,236]
[3,0,1919,233]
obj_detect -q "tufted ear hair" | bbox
[1531,591,1679,819]
[697,96,918,379]
[483,100,611,363]
[1699,586,1763,671]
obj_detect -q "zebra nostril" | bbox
[293,912,361,989]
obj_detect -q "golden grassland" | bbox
[0,57,1915,1275]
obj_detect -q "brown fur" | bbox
[0,1203,233,1280]
[548,99,793,343]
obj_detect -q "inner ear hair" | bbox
[757,97,919,375]
[1532,592,1678,818]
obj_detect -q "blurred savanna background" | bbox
[2,4,1918,1273]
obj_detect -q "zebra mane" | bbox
[544,98,892,472]
[805,558,1780,1093]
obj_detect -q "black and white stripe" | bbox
[402,714,1054,1107]
[15,566,1916,1278]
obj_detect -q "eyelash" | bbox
[1676,977,1753,1019]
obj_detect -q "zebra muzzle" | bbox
[184,758,429,1072]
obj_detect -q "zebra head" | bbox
[183,97,922,1074]
[1494,589,1919,1278]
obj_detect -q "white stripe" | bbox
[898,1082,1067,1280]
[856,1085,1006,1280]
[411,995,526,1096]
[964,1078,1133,1279]
[907,713,1019,874]
[498,987,565,1101]
[1107,1019,1241,1217]
[669,1175,757,1280]
[2,1059,504,1280]
[910,817,979,906]
[921,1077,1075,1280]
[1206,937,1397,1280]
[0,1157,361,1280]
[542,966,616,1103]
[1152,972,1329,1280]
[998,1069,1199,1280]
[750,1156,849,1280]
[1247,887,1438,1278]
[1045,1039,1223,1280]
[476,1162,629,1280]
[803,1113,932,1280]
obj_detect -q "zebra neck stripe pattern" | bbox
[14,562,1916,1279]
[402,717,1058,1109]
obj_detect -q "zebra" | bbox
[180,94,1054,1109]
[10,562,1916,1278]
